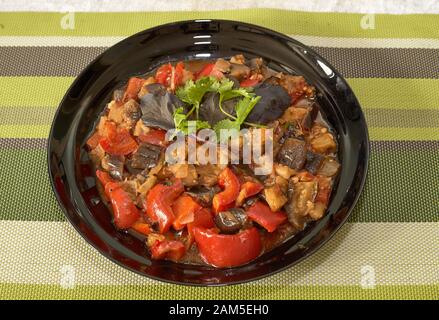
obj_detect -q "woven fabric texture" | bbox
[0,9,437,300]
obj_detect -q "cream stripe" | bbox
[2,35,439,49]
[3,0,439,14]
[0,220,437,286]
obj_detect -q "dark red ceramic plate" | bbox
[48,20,369,286]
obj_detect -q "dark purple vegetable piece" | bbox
[277,138,306,170]
[140,85,186,130]
[214,208,248,234]
[300,103,318,131]
[186,185,221,207]
[101,154,125,180]
[246,83,291,124]
[128,142,162,170]
[230,63,250,80]
[305,151,325,174]
[198,92,237,126]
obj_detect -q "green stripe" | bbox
[347,78,439,110]
[1,11,439,38]
[0,283,436,300]
[0,149,436,223]
[0,77,73,107]
[0,125,50,138]
[1,77,439,110]
[1,126,437,141]
[369,128,439,141]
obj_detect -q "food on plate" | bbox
[86,55,340,268]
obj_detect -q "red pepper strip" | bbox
[145,179,184,234]
[150,239,186,261]
[235,181,263,206]
[123,77,144,102]
[86,131,101,149]
[246,201,287,233]
[174,61,185,88]
[155,63,173,86]
[138,128,167,147]
[186,208,214,246]
[196,63,214,79]
[131,221,153,236]
[193,227,262,268]
[240,78,259,88]
[172,195,202,230]
[104,182,140,229]
[96,170,113,187]
[99,127,138,156]
[315,176,332,206]
[212,167,240,213]
[195,63,223,80]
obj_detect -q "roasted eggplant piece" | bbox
[101,154,125,180]
[186,185,221,207]
[230,63,250,80]
[318,157,340,177]
[277,138,307,170]
[214,208,248,234]
[305,151,325,174]
[128,142,162,170]
[263,184,288,212]
[285,178,317,229]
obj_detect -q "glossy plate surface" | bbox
[48,20,369,286]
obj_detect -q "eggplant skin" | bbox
[246,83,291,124]
[129,142,162,170]
[277,138,307,170]
[305,151,325,175]
[140,85,185,130]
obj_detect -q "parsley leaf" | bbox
[173,107,211,135]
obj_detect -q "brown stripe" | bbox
[370,140,439,151]
[0,138,437,151]
[364,109,439,128]
[0,107,56,125]
[0,47,106,77]
[311,47,439,79]
[0,138,47,149]
[1,46,439,78]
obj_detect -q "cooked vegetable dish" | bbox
[86,55,340,268]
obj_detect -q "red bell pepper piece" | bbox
[196,63,214,79]
[155,63,172,86]
[212,167,240,213]
[131,221,153,236]
[138,128,167,146]
[246,201,287,233]
[174,61,185,88]
[235,181,263,206]
[150,239,186,261]
[104,182,140,229]
[155,62,185,89]
[240,78,259,88]
[193,227,262,268]
[96,170,113,187]
[99,127,138,156]
[186,208,214,246]
[145,179,184,234]
[315,176,332,206]
[195,63,223,80]
[172,195,202,230]
[123,77,144,102]
[86,131,101,149]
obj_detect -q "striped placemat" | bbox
[0,10,437,300]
